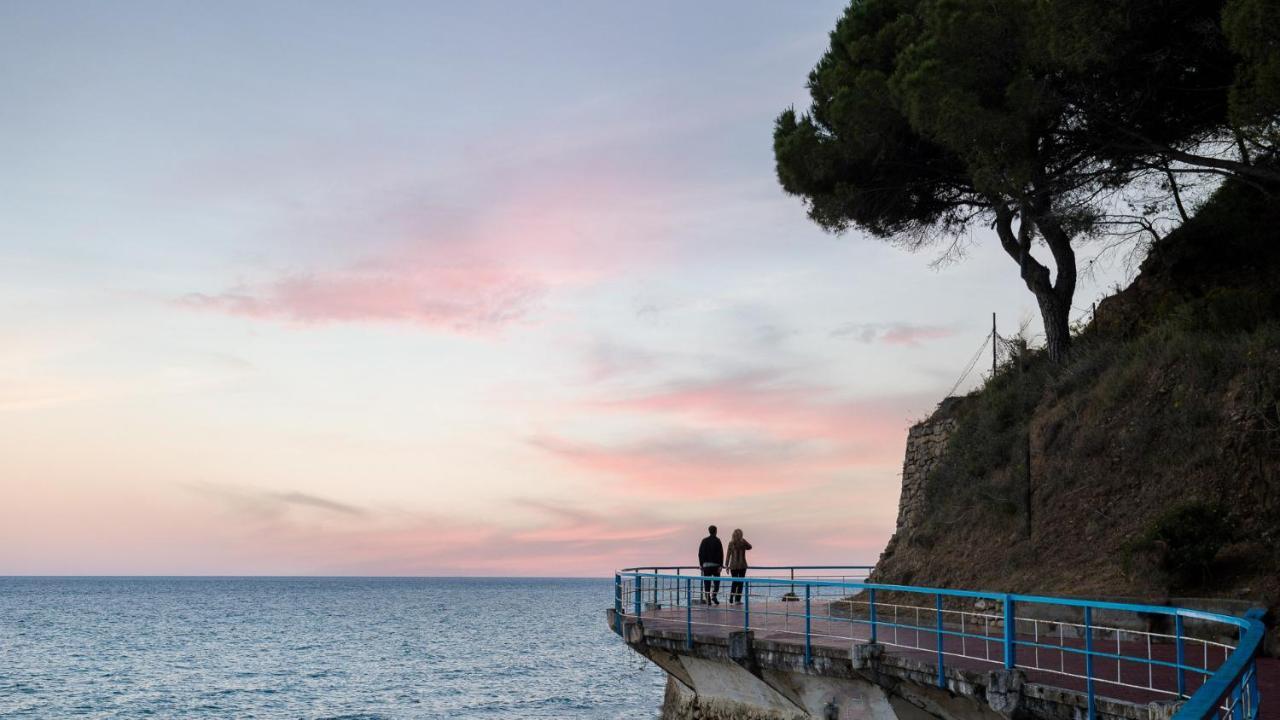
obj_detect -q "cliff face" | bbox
[871,179,1280,610]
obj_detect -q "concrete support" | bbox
[644,650,697,693]
[625,619,647,646]
[730,631,759,674]
[1145,699,1183,720]
[983,669,1025,718]
[664,658,905,720]
[851,643,884,672]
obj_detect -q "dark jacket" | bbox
[698,535,724,568]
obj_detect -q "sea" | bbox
[0,577,667,719]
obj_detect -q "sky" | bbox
[0,1,1129,576]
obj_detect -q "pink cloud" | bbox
[191,488,693,576]
[507,500,683,544]
[522,369,935,504]
[591,370,920,451]
[181,264,543,332]
[152,483,701,576]
[582,340,658,382]
[831,322,954,346]
[528,431,844,499]
[3,477,895,575]
[179,143,680,333]
[296,503,893,575]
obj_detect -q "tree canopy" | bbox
[776,0,1280,363]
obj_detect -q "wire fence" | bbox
[943,306,1102,399]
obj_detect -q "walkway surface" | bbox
[631,601,1279,720]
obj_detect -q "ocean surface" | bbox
[0,577,666,719]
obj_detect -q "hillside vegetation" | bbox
[871,178,1280,608]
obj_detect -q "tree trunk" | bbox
[993,203,1076,364]
[1035,288,1072,364]
[1037,212,1077,364]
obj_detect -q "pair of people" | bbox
[696,525,751,605]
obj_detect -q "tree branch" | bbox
[992,203,1054,296]
[1165,169,1190,223]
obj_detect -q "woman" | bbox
[725,529,752,605]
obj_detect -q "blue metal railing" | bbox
[613,566,1266,720]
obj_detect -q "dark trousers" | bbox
[728,568,746,604]
[701,564,721,603]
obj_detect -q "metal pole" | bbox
[1024,433,1032,538]
[936,594,946,688]
[1175,614,1186,697]
[1003,595,1016,669]
[1085,606,1095,720]
[744,578,750,631]
[869,588,877,644]
[686,577,693,650]
[1249,663,1261,720]
[992,312,997,376]
[614,574,623,635]
[634,575,642,618]
[652,569,658,608]
[804,584,812,667]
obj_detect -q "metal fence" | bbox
[613,566,1265,720]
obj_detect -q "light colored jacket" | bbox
[725,539,752,571]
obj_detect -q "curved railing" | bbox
[613,566,1265,720]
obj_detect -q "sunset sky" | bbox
[1,1,1127,576]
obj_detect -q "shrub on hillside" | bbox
[1130,500,1233,589]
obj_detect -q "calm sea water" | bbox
[0,577,666,719]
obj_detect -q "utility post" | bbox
[1024,430,1033,538]
[992,312,998,376]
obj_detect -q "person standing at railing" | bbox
[697,525,724,605]
[725,529,751,605]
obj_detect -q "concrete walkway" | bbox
[631,601,1278,720]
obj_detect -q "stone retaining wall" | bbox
[893,398,965,539]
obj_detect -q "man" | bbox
[697,525,724,605]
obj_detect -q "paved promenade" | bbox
[631,601,1278,720]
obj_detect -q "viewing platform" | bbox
[608,566,1272,720]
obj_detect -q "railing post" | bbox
[1084,606,1095,720]
[685,577,693,649]
[614,573,623,635]
[744,578,750,631]
[1175,613,1187,698]
[1249,662,1260,720]
[804,583,812,668]
[869,588,877,644]
[936,594,945,688]
[652,568,659,608]
[634,574,642,618]
[1003,595,1015,669]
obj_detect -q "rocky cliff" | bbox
[870,178,1280,615]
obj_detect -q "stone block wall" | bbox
[872,397,966,576]
[894,412,959,535]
